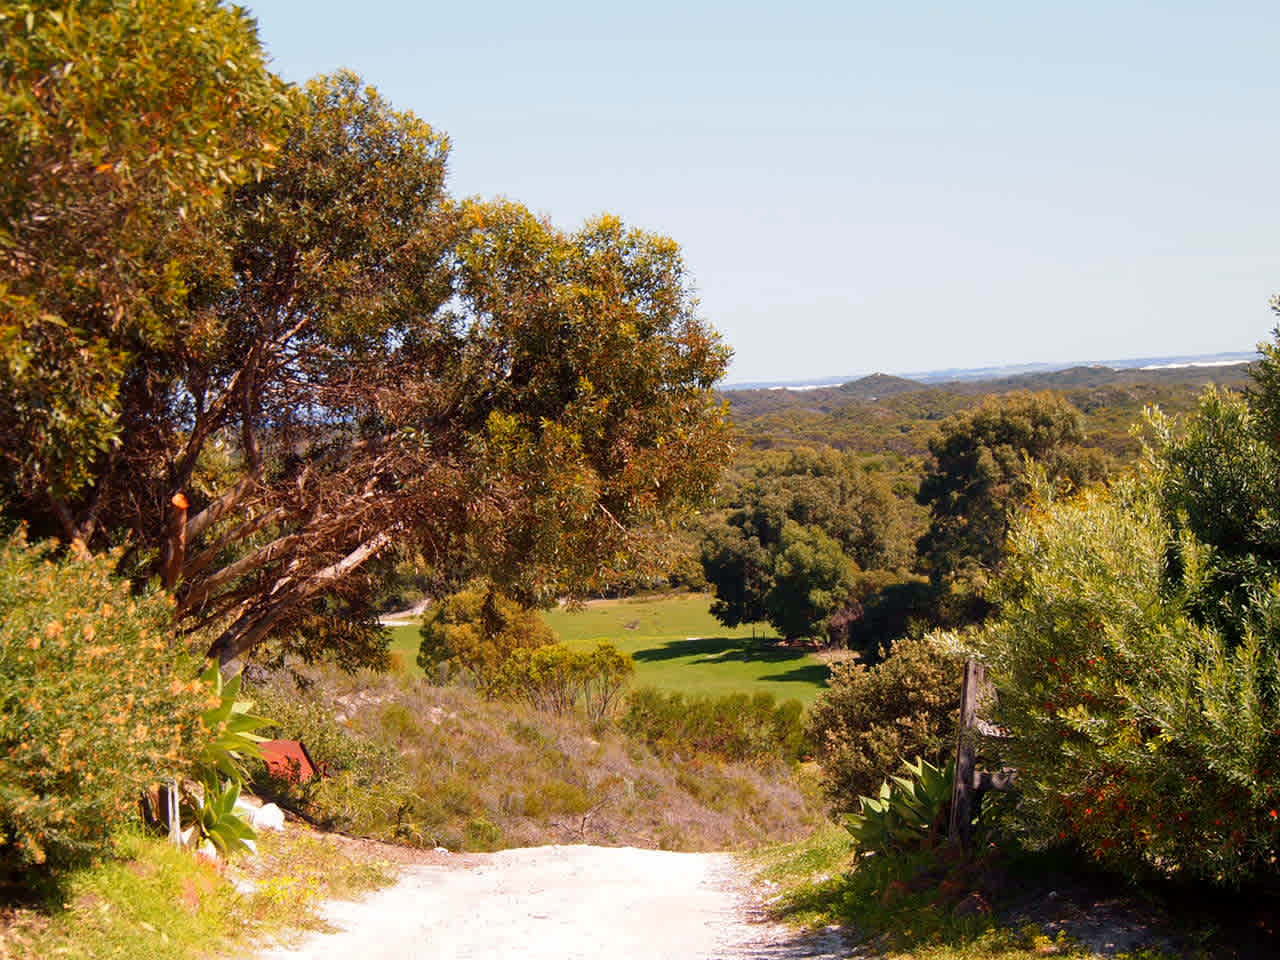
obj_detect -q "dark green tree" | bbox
[762,521,858,640]
[915,391,1107,624]
[700,447,915,641]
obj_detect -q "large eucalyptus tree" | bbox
[2,6,732,669]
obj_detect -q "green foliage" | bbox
[4,56,733,670]
[1145,387,1280,645]
[763,521,858,640]
[701,447,916,641]
[189,775,256,857]
[973,470,1280,884]
[843,756,955,857]
[915,391,1108,625]
[492,642,635,721]
[0,0,286,500]
[418,582,556,688]
[185,664,269,856]
[1248,310,1280,443]
[807,634,961,813]
[620,687,806,765]
[0,532,205,879]
[247,681,410,838]
[194,664,269,782]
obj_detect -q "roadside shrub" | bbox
[0,533,205,880]
[621,688,806,765]
[806,634,960,813]
[492,642,634,720]
[247,679,410,828]
[973,475,1280,885]
[417,581,555,689]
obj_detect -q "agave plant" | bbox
[191,773,259,855]
[181,665,273,855]
[844,755,955,856]
[196,663,271,779]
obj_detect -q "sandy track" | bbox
[254,844,849,960]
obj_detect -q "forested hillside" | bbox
[723,362,1251,459]
[690,361,1253,653]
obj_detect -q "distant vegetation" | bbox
[724,362,1251,459]
[697,361,1252,655]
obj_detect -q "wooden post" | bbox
[949,658,984,850]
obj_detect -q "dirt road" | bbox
[254,844,849,960]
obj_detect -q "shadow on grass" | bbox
[631,635,802,665]
[768,874,850,927]
[758,664,830,687]
[630,636,830,689]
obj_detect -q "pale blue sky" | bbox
[246,1,1280,383]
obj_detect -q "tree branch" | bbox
[209,529,394,666]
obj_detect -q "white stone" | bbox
[253,803,286,831]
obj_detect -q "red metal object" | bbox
[260,739,319,783]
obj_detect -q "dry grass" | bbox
[254,663,826,853]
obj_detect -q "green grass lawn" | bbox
[389,592,830,704]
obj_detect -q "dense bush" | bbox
[973,470,1280,884]
[806,634,960,813]
[417,582,556,688]
[492,643,634,720]
[621,688,806,765]
[0,533,205,879]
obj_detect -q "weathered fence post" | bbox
[949,658,984,850]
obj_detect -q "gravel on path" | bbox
[254,844,851,960]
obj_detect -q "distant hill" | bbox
[720,361,1254,462]
[837,373,924,399]
[721,350,1256,392]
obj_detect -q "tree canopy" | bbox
[0,6,732,669]
[914,390,1108,624]
[700,447,916,642]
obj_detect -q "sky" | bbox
[246,1,1280,384]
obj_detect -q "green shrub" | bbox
[185,664,270,857]
[464,816,503,851]
[621,688,806,765]
[492,642,634,720]
[417,582,555,688]
[250,681,403,786]
[806,634,960,813]
[247,678,415,838]
[973,473,1280,884]
[0,533,205,879]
